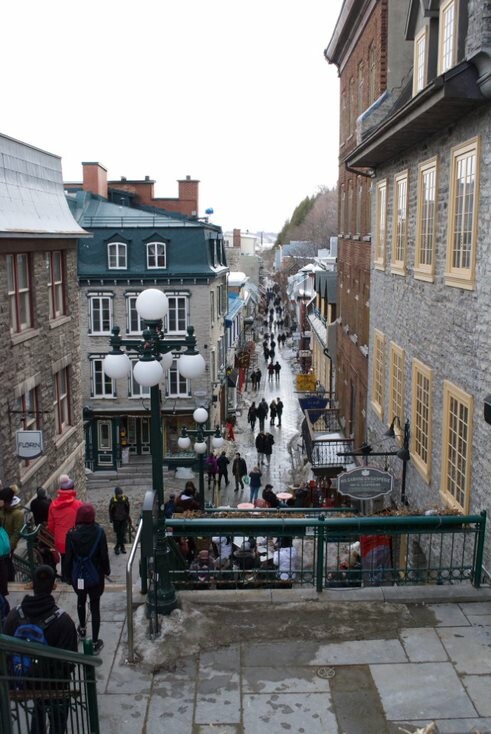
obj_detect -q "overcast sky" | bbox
[2,0,342,234]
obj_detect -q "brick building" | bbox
[346,0,491,566]
[0,134,88,500]
[67,163,228,471]
[325,0,393,448]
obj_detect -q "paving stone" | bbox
[370,662,476,720]
[460,602,491,615]
[400,628,448,662]
[242,666,331,694]
[330,665,389,734]
[465,614,491,626]
[391,719,491,733]
[462,675,491,716]
[243,640,321,667]
[242,692,338,734]
[312,638,407,666]
[96,692,148,734]
[196,727,242,734]
[195,673,241,725]
[146,691,195,734]
[437,626,491,674]
[428,603,471,626]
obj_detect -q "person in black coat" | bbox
[64,504,110,653]
[217,451,230,487]
[232,452,248,492]
[3,564,77,732]
[30,487,52,526]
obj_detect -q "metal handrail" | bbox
[126,518,143,664]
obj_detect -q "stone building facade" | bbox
[347,0,491,567]
[0,134,87,500]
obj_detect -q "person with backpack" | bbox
[3,564,77,732]
[0,486,24,582]
[64,504,110,654]
[108,487,130,555]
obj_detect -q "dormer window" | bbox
[413,27,427,94]
[438,0,457,74]
[108,242,127,269]
[146,242,166,269]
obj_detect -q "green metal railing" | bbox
[164,511,487,590]
[0,636,101,734]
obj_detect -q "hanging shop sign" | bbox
[296,374,317,392]
[16,430,44,459]
[337,466,393,501]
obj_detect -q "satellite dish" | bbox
[205,207,214,215]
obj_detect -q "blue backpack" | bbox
[71,526,102,590]
[11,606,64,686]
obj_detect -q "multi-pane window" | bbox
[388,343,404,436]
[108,242,127,270]
[374,180,387,269]
[16,387,40,469]
[371,329,385,419]
[413,27,427,95]
[368,43,377,104]
[7,253,32,333]
[147,242,166,269]
[210,291,215,324]
[441,380,473,512]
[89,296,112,334]
[91,358,114,398]
[129,359,150,397]
[126,295,144,334]
[446,137,479,289]
[166,296,187,334]
[439,0,457,74]
[415,157,438,281]
[54,367,71,434]
[168,360,189,397]
[47,251,66,319]
[412,359,432,482]
[392,171,408,274]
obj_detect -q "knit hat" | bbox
[36,487,47,499]
[0,487,15,504]
[114,487,123,496]
[59,474,74,490]
[76,503,96,524]
[33,564,56,595]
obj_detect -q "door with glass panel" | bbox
[127,417,151,455]
[97,419,115,468]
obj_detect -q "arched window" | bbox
[107,242,127,269]
[146,242,166,269]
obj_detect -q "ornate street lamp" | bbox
[103,288,206,616]
[177,407,224,508]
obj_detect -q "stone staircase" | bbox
[86,455,160,493]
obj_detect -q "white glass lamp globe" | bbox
[135,289,168,321]
[178,435,192,450]
[193,407,209,424]
[103,352,131,379]
[133,359,164,387]
[160,350,174,372]
[194,441,207,455]
[212,435,224,449]
[178,352,206,379]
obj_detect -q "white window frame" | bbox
[388,342,405,441]
[7,253,32,333]
[107,242,127,270]
[89,295,113,334]
[165,295,188,335]
[374,179,387,270]
[47,251,66,319]
[167,360,190,397]
[91,358,115,398]
[438,0,458,74]
[129,358,151,398]
[415,156,438,282]
[126,294,144,334]
[371,329,386,420]
[391,170,409,276]
[411,359,433,483]
[413,27,427,95]
[146,242,167,269]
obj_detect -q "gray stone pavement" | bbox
[5,583,491,733]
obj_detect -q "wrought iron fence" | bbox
[164,512,487,590]
[0,637,101,734]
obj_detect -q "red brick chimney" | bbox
[177,176,199,216]
[233,228,241,248]
[82,162,108,199]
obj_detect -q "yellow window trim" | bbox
[440,379,473,513]
[374,179,387,270]
[391,170,408,276]
[411,359,433,484]
[444,136,479,290]
[414,156,438,283]
[388,342,405,444]
[438,0,459,75]
[371,329,386,419]
[413,26,427,96]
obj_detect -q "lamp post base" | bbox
[146,529,179,618]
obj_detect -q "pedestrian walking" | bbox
[274,361,282,382]
[250,370,256,391]
[256,398,268,431]
[217,451,230,487]
[267,362,275,382]
[232,452,248,492]
[108,487,130,555]
[255,368,262,391]
[3,564,78,732]
[0,487,24,582]
[255,431,267,465]
[164,494,176,519]
[30,487,52,526]
[248,402,257,431]
[47,475,83,582]
[263,432,275,466]
[226,418,235,441]
[175,481,201,512]
[206,453,218,489]
[269,399,277,427]
[64,503,110,654]
[263,346,270,361]
[248,466,262,504]
[276,398,284,427]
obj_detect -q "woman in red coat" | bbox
[47,474,83,581]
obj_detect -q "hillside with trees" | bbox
[275,186,337,249]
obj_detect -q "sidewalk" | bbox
[5,583,491,733]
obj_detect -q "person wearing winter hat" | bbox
[0,486,25,582]
[64,504,110,654]
[108,487,130,555]
[48,475,83,582]
[30,486,52,526]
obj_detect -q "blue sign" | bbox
[298,396,328,423]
